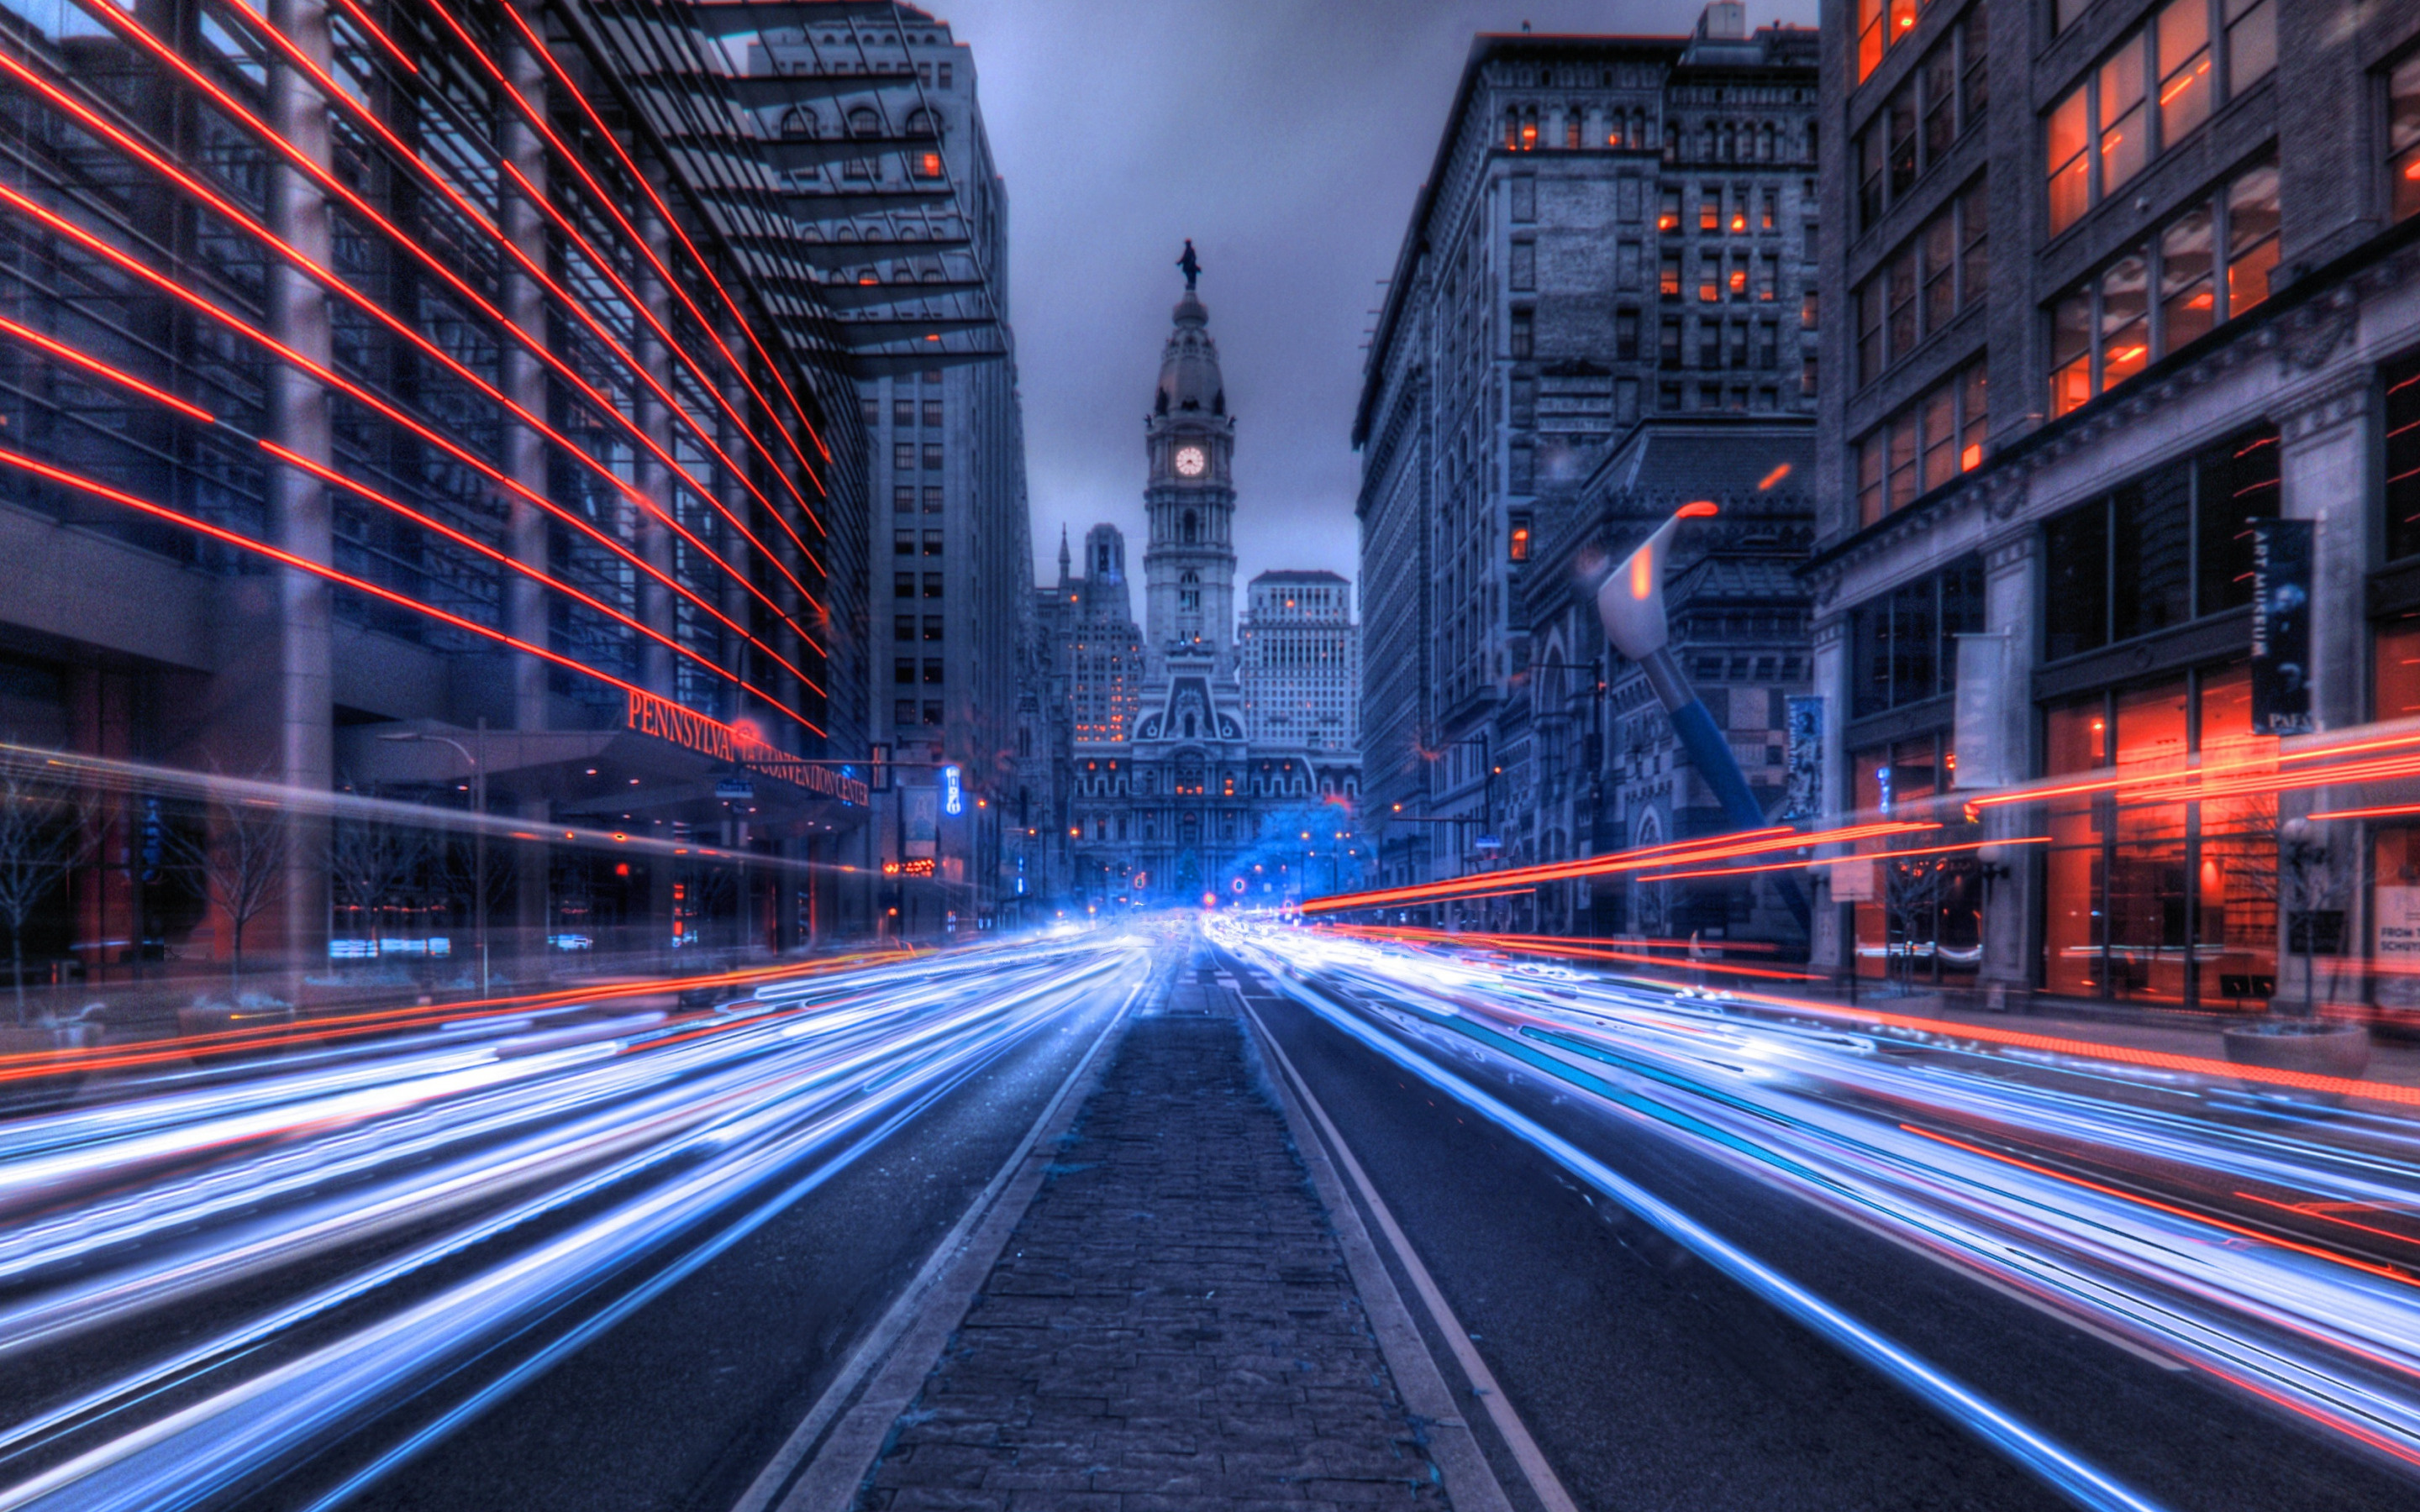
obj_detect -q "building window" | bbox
[1754,319,1778,370]
[1854,0,1923,84]
[893,485,915,514]
[894,528,915,555]
[893,398,915,427]
[1756,252,1779,301]
[2391,54,2420,223]
[1508,513,1532,563]
[923,443,944,471]
[1510,173,1537,222]
[894,571,916,599]
[922,530,943,556]
[922,572,944,599]
[923,399,943,427]
[2040,424,2280,660]
[2383,350,2420,563]
[2044,2,2275,239]
[895,614,916,643]
[1760,186,1779,230]
[1660,251,1681,299]
[1615,307,1639,360]
[894,658,915,685]
[892,441,915,471]
[1509,238,1536,291]
[923,486,944,514]
[1699,186,1721,232]
[2041,665,2275,1008]
[1510,307,1534,358]
[1853,181,1984,388]
[1849,557,1983,718]
[923,659,944,685]
[923,615,944,642]
[1854,360,1987,525]
[895,699,916,727]
[1697,254,1720,303]
[1617,240,1640,288]
[2048,159,2275,418]
[923,701,944,727]
[1660,314,1681,366]
[1658,185,1681,231]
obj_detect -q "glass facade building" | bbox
[0,0,921,990]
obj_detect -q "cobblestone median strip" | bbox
[850,979,1455,1510]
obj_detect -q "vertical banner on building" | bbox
[1783,695,1823,820]
[2377,886,2420,1011]
[905,787,939,859]
[2249,518,2315,736]
[1952,633,2011,789]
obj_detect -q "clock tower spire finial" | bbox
[1143,248,1236,671]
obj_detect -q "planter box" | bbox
[2220,1021,2373,1097]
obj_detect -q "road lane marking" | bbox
[732,971,1150,1512]
[1240,996,1576,1512]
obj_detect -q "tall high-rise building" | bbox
[1355,5,1820,894]
[733,1,1030,936]
[0,0,1039,983]
[1239,573,1360,752]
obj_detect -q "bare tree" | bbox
[166,791,291,990]
[329,785,429,959]
[0,763,94,1024]
[1883,853,1954,992]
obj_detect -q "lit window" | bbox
[2391,53,2420,223]
[1508,515,1532,563]
[2045,159,2274,419]
[2044,3,2271,239]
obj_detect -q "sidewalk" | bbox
[1786,984,2420,1095]
[852,978,1447,1510]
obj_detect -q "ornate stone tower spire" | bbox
[1142,247,1237,672]
[1056,523,1071,587]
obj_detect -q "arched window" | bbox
[1760,122,1776,161]
[847,106,881,137]
[1181,510,1198,543]
[904,108,938,138]
[1179,570,1200,612]
[778,106,818,139]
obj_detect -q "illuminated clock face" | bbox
[1173,445,1207,478]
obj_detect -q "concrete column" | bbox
[2277,370,2375,737]
[1977,526,2041,999]
[634,200,677,696]
[1808,612,1849,976]
[258,0,335,984]
[500,11,552,974]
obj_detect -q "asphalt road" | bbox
[33,931,2399,1511]
[1218,944,2419,1512]
[246,982,1128,1512]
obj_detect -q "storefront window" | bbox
[2377,613,2420,722]
[1850,731,1978,984]
[1849,556,1983,717]
[2039,664,2276,1008]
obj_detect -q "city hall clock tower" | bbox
[1142,241,1238,673]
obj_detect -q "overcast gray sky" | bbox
[939,0,1818,597]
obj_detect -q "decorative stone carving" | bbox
[2278,368,2373,445]
[2280,290,2360,376]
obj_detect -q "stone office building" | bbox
[1806,0,2420,1013]
[1355,3,1820,893]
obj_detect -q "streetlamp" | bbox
[380,719,489,996]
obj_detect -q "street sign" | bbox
[715,777,755,800]
[1475,834,1502,850]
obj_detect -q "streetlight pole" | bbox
[378,726,487,996]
